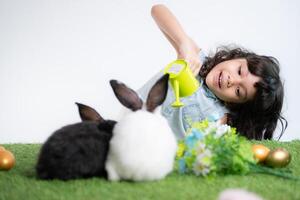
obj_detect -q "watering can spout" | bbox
[164,60,200,107]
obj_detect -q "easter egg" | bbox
[265,148,291,168]
[0,149,15,170]
[0,146,5,151]
[252,144,270,163]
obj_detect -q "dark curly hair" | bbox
[200,46,287,140]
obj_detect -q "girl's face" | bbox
[205,58,261,103]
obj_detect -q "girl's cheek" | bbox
[225,90,235,103]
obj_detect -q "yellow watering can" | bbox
[164,59,200,107]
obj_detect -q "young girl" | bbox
[138,4,287,140]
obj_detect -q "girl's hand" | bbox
[218,114,228,125]
[177,37,201,76]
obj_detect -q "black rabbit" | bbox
[36,103,116,180]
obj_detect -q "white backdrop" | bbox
[1,0,299,143]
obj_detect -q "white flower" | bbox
[193,165,210,176]
[204,122,218,135]
[216,124,230,137]
[192,148,212,176]
[195,142,206,154]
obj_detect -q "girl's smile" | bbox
[216,71,222,89]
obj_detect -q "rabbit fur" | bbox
[106,74,177,181]
[36,103,116,180]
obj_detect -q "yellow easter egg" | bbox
[252,144,270,163]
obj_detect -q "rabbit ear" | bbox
[110,80,143,111]
[146,74,169,112]
[75,102,105,122]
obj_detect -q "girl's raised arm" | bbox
[151,4,201,75]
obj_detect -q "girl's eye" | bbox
[236,87,240,97]
[238,66,242,75]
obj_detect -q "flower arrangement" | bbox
[175,119,298,180]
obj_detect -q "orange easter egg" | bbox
[265,148,291,168]
[252,144,270,163]
[0,146,5,151]
[0,150,15,170]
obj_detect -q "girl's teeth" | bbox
[219,72,222,88]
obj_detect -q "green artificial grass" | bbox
[1,140,300,200]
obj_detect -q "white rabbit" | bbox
[105,74,177,181]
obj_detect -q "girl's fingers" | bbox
[184,56,200,76]
[191,65,199,76]
[190,60,201,76]
[193,66,201,76]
